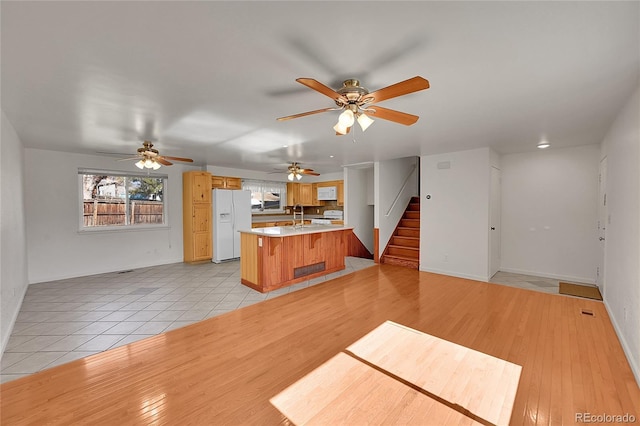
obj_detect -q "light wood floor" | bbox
[2,265,638,425]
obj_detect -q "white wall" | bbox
[420,148,491,281]
[600,85,639,383]
[344,167,374,252]
[1,111,29,356]
[25,149,200,283]
[500,145,600,283]
[375,157,419,258]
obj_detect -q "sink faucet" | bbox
[292,204,304,227]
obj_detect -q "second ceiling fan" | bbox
[277,76,429,135]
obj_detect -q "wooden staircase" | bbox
[381,196,420,269]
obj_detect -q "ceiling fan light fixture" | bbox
[333,122,348,135]
[135,160,145,169]
[357,113,374,131]
[296,173,302,181]
[151,161,162,170]
[288,172,295,181]
[338,109,355,127]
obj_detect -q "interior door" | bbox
[489,166,502,278]
[596,157,607,291]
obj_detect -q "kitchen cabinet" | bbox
[183,171,212,263]
[211,175,242,190]
[312,183,325,207]
[337,180,344,206]
[299,183,313,206]
[286,182,300,206]
[287,182,318,206]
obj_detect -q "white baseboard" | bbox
[603,300,640,387]
[418,266,488,283]
[28,256,184,285]
[498,267,595,285]
[1,284,28,359]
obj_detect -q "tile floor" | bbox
[489,271,561,294]
[1,263,574,384]
[1,257,375,383]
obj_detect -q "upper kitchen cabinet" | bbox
[286,182,300,206]
[312,183,325,207]
[299,183,313,206]
[287,180,344,207]
[211,175,242,190]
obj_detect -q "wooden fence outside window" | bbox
[83,200,164,227]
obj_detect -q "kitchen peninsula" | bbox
[239,225,353,292]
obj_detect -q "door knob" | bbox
[599,237,605,241]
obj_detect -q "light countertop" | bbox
[251,215,323,223]
[239,224,352,236]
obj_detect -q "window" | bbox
[79,169,167,229]
[242,180,286,213]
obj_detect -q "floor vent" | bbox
[294,262,325,279]
[581,309,595,317]
[117,270,134,274]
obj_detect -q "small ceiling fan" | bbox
[272,162,320,181]
[276,76,429,135]
[118,141,194,170]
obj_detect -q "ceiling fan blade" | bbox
[296,78,346,101]
[160,155,194,163]
[277,107,337,121]
[366,105,420,126]
[301,170,320,176]
[156,157,173,166]
[116,157,141,162]
[363,76,429,104]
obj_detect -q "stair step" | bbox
[403,211,420,220]
[399,218,420,228]
[387,245,419,259]
[382,255,419,270]
[411,196,420,203]
[397,227,420,238]
[391,236,419,248]
[407,202,420,211]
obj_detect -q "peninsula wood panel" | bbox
[4,266,637,425]
[240,233,259,284]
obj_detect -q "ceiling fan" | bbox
[118,141,194,170]
[276,76,430,135]
[274,162,320,181]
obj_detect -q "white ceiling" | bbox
[2,1,638,174]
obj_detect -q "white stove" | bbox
[311,210,343,225]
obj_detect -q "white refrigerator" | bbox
[212,189,252,263]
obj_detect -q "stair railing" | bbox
[385,164,417,217]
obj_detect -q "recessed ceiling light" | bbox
[537,141,550,149]
[282,145,288,148]
[329,155,334,158]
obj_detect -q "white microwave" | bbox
[317,186,337,200]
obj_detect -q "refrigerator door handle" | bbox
[231,194,235,230]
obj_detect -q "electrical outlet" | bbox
[316,209,319,214]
